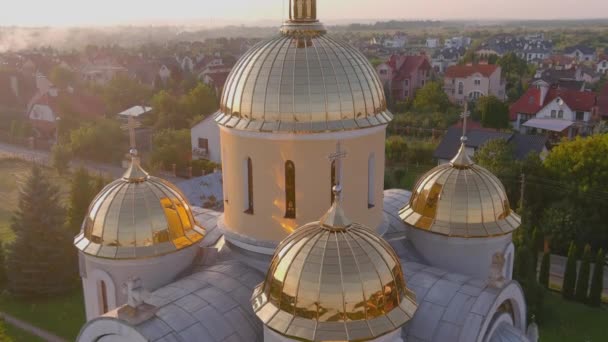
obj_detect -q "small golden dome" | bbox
[74,154,205,259]
[252,187,417,342]
[399,143,521,238]
[216,0,391,133]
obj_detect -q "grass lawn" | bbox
[540,291,608,342]
[0,158,70,244]
[5,322,46,342]
[0,288,86,340]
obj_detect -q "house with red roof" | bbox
[376,54,432,102]
[509,83,599,138]
[443,63,506,104]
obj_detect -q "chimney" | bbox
[538,82,549,106]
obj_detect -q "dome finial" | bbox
[289,0,317,22]
[460,102,470,144]
[450,103,474,168]
[320,143,351,230]
[121,116,148,182]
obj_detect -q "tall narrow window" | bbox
[330,160,337,204]
[285,161,296,219]
[99,280,109,315]
[242,158,254,214]
[368,153,376,208]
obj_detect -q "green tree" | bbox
[0,317,13,342]
[385,136,408,163]
[5,165,76,297]
[575,244,592,302]
[180,83,217,120]
[151,129,191,170]
[102,74,152,115]
[562,241,578,300]
[51,143,72,175]
[475,95,509,129]
[412,81,451,113]
[69,119,126,163]
[539,201,578,254]
[539,251,551,288]
[473,138,519,201]
[588,249,605,307]
[49,66,77,89]
[67,167,95,235]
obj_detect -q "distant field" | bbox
[0,158,70,245]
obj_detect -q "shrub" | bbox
[575,245,592,302]
[539,251,550,288]
[562,241,578,300]
[588,248,605,307]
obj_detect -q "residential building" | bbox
[190,114,221,164]
[541,55,576,70]
[564,45,597,62]
[377,54,432,102]
[510,83,599,138]
[426,38,440,49]
[531,67,584,90]
[383,33,408,49]
[443,64,506,103]
[597,55,608,74]
[434,125,548,165]
[431,47,466,73]
[445,36,471,49]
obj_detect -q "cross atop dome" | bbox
[328,141,347,189]
[460,102,471,144]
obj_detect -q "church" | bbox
[75,1,535,341]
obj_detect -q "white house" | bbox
[564,45,597,62]
[597,56,608,75]
[426,38,440,49]
[190,114,221,164]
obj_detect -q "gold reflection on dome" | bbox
[399,143,521,238]
[252,187,417,342]
[73,156,205,260]
[216,0,392,133]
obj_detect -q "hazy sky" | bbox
[2,0,608,26]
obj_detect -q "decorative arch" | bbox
[477,282,527,342]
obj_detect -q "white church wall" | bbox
[407,227,512,279]
[82,245,199,321]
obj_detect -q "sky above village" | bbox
[2,0,608,26]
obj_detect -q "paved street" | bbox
[0,142,182,184]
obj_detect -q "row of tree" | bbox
[560,242,605,307]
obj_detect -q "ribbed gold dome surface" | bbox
[74,157,204,260]
[399,144,521,238]
[216,7,391,133]
[252,189,417,342]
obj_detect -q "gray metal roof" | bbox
[489,322,530,342]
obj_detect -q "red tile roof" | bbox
[385,55,430,81]
[510,86,597,120]
[445,64,499,78]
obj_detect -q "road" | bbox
[0,142,182,184]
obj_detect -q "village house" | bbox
[443,64,506,103]
[376,54,432,102]
[382,33,408,49]
[510,83,599,139]
[190,114,221,164]
[444,36,471,49]
[564,45,597,62]
[426,38,440,49]
[597,54,608,74]
[431,47,466,73]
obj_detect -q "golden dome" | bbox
[399,143,521,238]
[216,0,391,133]
[252,187,417,342]
[74,153,205,259]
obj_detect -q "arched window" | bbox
[99,280,109,315]
[244,158,253,214]
[368,153,376,208]
[285,161,296,219]
[330,160,337,204]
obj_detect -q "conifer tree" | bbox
[531,227,541,273]
[562,241,578,300]
[67,167,94,235]
[588,249,605,307]
[575,244,592,302]
[5,165,76,297]
[539,251,551,288]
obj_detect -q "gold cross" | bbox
[121,116,142,149]
[460,102,471,140]
[328,141,347,186]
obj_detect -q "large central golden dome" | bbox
[252,187,417,342]
[74,152,205,259]
[216,1,391,133]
